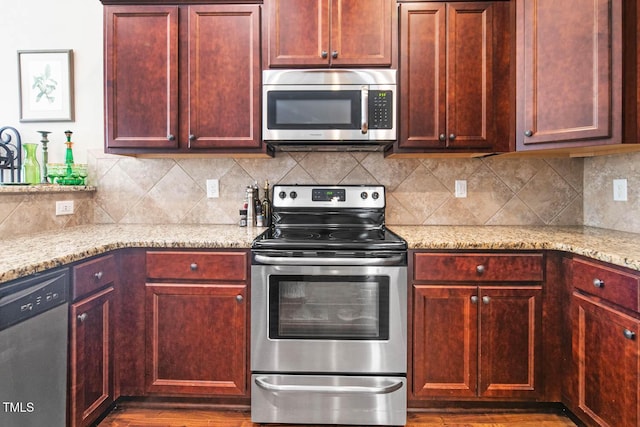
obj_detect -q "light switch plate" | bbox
[455,180,467,198]
[613,179,628,201]
[206,179,219,198]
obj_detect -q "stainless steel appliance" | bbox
[251,185,407,426]
[262,69,396,151]
[0,268,69,427]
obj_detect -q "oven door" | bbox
[251,263,407,374]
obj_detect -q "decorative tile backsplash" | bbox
[88,150,584,227]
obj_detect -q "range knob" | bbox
[278,191,287,199]
[360,192,368,199]
[289,191,297,199]
[372,192,380,200]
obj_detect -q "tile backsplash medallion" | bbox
[88,150,585,227]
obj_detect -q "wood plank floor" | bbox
[97,406,579,427]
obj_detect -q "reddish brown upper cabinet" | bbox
[144,250,249,397]
[389,1,512,155]
[264,0,396,68]
[516,0,623,151]
[565,257,640,427]
[411,252,544,403]
[104,4,265,155]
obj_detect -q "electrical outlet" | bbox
[206,179,219,198]
[613,179,628,201]
[455,180,467,198]
[55,200,74,215]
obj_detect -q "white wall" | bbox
[0,0,104,163]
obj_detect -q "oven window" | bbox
[267,91,361,129]
[268,275,389,340]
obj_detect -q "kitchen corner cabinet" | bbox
[515,0,623,151]
[392,1,512,154]
[69,255,118,427]
[144,250,249,396]
[411,252,544,401]
[103,4,263,155]
[264,0,396,68]
[565,257,640,427]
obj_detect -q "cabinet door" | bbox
[413,285,478,398]
[329,0,394,67]
[572,292,639,427]
[516,0,622,150]
[479,286,543,399]
[70,287,114,427]
[145,283,247,396]
[104,6,179,150]
[265,0,330,67]
[187,5,261,149]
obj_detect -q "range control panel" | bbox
[273,185,385,209]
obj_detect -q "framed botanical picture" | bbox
[18,49,74,122]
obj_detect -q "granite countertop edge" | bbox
[1,224,639,284]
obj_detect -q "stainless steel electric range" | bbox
[251,184,407,426]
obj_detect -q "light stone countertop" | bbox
[1,224,639,285]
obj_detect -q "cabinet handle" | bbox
[188,134,196,141]
[482,296,491,305]
[593,278,605,288]
[332,51,338,59]
[449,133,456,140]
[623,329,636,340]
[94,271,103,280]
[190,263,198,271]
[321,50,328,59]
[471,296,478,304]
[524,130,533,137]
[167,134,176,141]
[77,313,88,323]
[236,295,244,303]
[476,265,486,275]
[439,134,446,142]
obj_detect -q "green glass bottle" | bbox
[22,143,41,184]
[64,130,75,177]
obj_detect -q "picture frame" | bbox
[18,49,74,122]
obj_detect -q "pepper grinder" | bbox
[64,130,75,177]
[37,130,51,183]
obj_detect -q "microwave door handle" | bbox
[361,86,369,134]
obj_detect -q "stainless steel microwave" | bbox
[262,69,396,150]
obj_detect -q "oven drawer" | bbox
[146,251,247,281]
[413,253,544,282]
[251,374,406,426]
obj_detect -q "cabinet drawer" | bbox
[413,253,543,282]
[72,254,118,300]
[146,251,247,281]
[570,258,640,312]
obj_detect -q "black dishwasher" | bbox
[0,268,69,427]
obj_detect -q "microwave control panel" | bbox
[369,90,393,129]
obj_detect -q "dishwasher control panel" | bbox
[0,268,69,331]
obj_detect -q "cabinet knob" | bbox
[439,134,446,142]
[476,265,486,275]
[482,296,491,305]
[236,295,244,303]
[593,278,605,288]
[321,50,328,59]
[471,295,479,304]
[524,130,533,137]
[190,263,198,271]
[332,51,338,59]
[94,271,103,280]
[188,134,196,141]
[77,313,88,323]
[167,134,176,141]
[623,329,636,340]
[449,133,456,140]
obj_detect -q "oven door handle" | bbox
[253,253,404,266]
[254,376,403,395]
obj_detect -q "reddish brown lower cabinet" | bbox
[411,252,544,402]
[69,287,115,427]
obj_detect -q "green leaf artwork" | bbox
[31,64,58,103]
